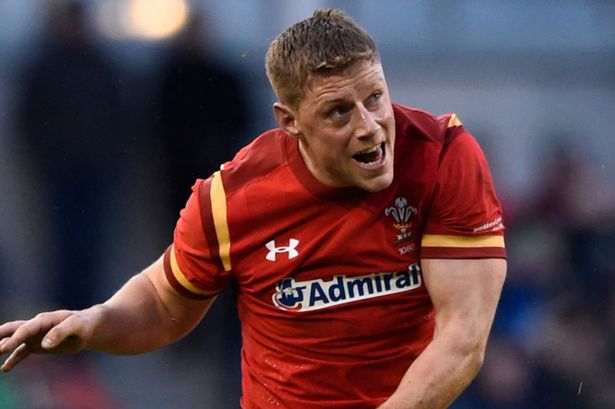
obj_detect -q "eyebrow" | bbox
[318,96,350,107]
[312,71,386,110]
[316,85,381,110]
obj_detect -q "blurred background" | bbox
[0,0,614,408]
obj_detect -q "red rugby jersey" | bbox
[163,103,506,408]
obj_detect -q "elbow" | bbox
[450,331,487,379]
[469,345,486,377]
[464,338,488,381]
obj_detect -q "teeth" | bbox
[358,145,379,155]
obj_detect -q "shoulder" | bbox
[219,128,290,193]
[391,104,487,187]
[393,103,464,147]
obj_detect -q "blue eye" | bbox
[329,106,351,120]
[367,92,382,105]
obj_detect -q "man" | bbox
[0,9,506,409]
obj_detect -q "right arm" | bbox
[0,255,215,371]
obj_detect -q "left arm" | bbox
[378,258,506,409]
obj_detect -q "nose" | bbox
[353,104,379,139]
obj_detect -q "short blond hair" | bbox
[265,9,379,109]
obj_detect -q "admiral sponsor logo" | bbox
[385,197,417,244]
[272,264,422,312]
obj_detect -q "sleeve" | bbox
[421,124,506,259]
[163,178,234,299]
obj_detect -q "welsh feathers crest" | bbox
[385,197,417,243]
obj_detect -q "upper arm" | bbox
[143,256,216,340]
[140,176,235,340]
[422,258,506,348]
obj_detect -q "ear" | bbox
[273,102,302,138]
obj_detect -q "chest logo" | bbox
[385,197,417,244]
[265,239,300,261]
[272,264,422,312]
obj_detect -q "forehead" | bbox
[303,61,386,106]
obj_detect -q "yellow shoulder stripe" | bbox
[211,171,232,271]
[170,245,216,296]
[447,113,462,128]
[422,234,505,248]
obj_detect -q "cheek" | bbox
[315,130,350,152]
[320,140,348,162]
[377,105,395,124]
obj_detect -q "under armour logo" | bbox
[265,239,300,261]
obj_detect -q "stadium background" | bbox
[0,0,614,408]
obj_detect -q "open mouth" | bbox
[352,143,385,167]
